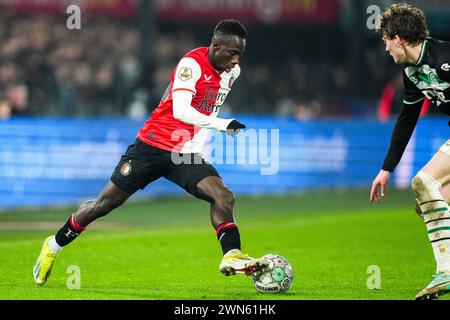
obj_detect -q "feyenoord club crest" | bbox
[120,162,132,176]
[228,76,235,88]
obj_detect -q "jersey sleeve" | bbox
[381,100,422,172]
[437,55,450,82]
[403,70,425,105]
[171,57,202,96]
[172,90,234,131]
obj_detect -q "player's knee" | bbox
[411,171,442,201]
[411,173,425,196]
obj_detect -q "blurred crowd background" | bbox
[0,0,449,120]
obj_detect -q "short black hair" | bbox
[213,19,247,39]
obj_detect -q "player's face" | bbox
[383,35,407,64]
[211,35,246,72]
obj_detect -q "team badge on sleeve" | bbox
[178,67,193,81]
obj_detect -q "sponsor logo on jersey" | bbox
[178,67,192,81]
[196,87,227,113]
[204,74,212,82]
[406,65,448,89]
[405,65,450,104]
[442,63,450,72]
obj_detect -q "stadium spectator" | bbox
[0,97,12,119]
[0,6,356,118]
[3,5,444,119]
[7,84,29,116]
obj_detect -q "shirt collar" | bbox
[415,39,429,66]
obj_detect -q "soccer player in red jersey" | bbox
[33,19,267,285]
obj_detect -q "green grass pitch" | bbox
[0,188,446,300]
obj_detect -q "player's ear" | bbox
[212,39,221,51]
[394,35,402,47]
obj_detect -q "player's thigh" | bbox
[111,140,170,194]
[420,140,450,186]
[163,153,221,204]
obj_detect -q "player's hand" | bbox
[226,120,246,137]
[370,169,391,203]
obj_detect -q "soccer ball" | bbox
[252,254,294,293]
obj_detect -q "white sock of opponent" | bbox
[412,171,450,273]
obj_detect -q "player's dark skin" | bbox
[74,34,246,230]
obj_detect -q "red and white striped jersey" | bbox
[137,47,240,154]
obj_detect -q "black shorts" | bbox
[111,139,220,203]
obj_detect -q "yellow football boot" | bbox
[219,249,268,276]
[33,236,59,285]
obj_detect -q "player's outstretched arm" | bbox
[370,99,422,203]
[172,90,245,136]
[370,169,391,203]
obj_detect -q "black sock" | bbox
[216,222,241,255]
[55,213,86,247]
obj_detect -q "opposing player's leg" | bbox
[412,141,450,300]
[33,181,131,285]
[415,176,450,214]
